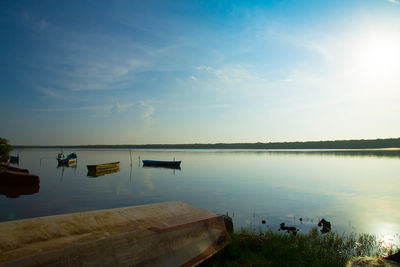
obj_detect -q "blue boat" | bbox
[142,160,181,168]
[9,155,19,164]
[57,153,77,165]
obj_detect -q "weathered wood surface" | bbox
[86,161,120,172]
[0,201,230,266]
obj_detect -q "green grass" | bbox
[201,228,398,267]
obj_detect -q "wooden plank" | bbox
[0,201,230,266]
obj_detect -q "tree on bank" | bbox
[0,137,12,162]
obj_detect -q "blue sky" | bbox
[1,0,400,145]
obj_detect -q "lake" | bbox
[1,148,400,246]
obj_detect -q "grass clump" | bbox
[201,228,392,267]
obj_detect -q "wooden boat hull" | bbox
[0,171,40,185]
[0,163,40,185]
[0,201,230,266]
[86,161,120,172]
[142,160,181,167]
[57,158,76,166]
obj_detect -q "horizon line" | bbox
[11,137,400,148]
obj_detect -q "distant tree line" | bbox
[12,137,400,149]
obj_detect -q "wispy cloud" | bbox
[37,86,63,98]
[197,65,256,84]
[22,11,48,32]
[140,101,155,128]
[171,104,231,111]
[388,0,400,4]
[31,105,112,112]
[111,102,135,113]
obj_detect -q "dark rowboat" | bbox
[0,201,230,266]
[142,160,181,168]
[0,163,40,185]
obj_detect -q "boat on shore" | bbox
[0,163,40,185]
[0,201,231,266]
[57,152,77,165]
[86,161,120,172]
[142,160,181,168]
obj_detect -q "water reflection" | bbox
[205,149,400,159]
[87,167,120,177]
[1,148,399,244]
[0,184,40,198]
[142,165,181,170]
[57,162,77,181]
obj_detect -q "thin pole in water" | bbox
[129,150,132,166]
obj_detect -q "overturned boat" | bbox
[0,201,230,266]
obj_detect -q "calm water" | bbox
[1,149,400,244]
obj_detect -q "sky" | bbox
[1,0,400,145]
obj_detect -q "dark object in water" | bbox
[299,218,303,222]
[222,215,234,233]
[142,160,181,168]
[318,218,331,234]
[10,155,19,164]
[385,251,400,263]
[262,220,266,224]
[279,223,298,235]
[0,163,40,185]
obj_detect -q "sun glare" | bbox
[353,31,400,81]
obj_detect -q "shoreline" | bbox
[10,137,400,150]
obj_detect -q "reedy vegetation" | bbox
[201,228,399,267]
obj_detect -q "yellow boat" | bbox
[86,161,120,172]
[0,201,231,266]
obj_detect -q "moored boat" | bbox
[0,163,40,185]
[57,152,77,165]
[9,155,19,164]
[142,160,181,168]
[86,161,120,172]
[0,201,230,266]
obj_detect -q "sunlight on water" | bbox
[0,148,399,241]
